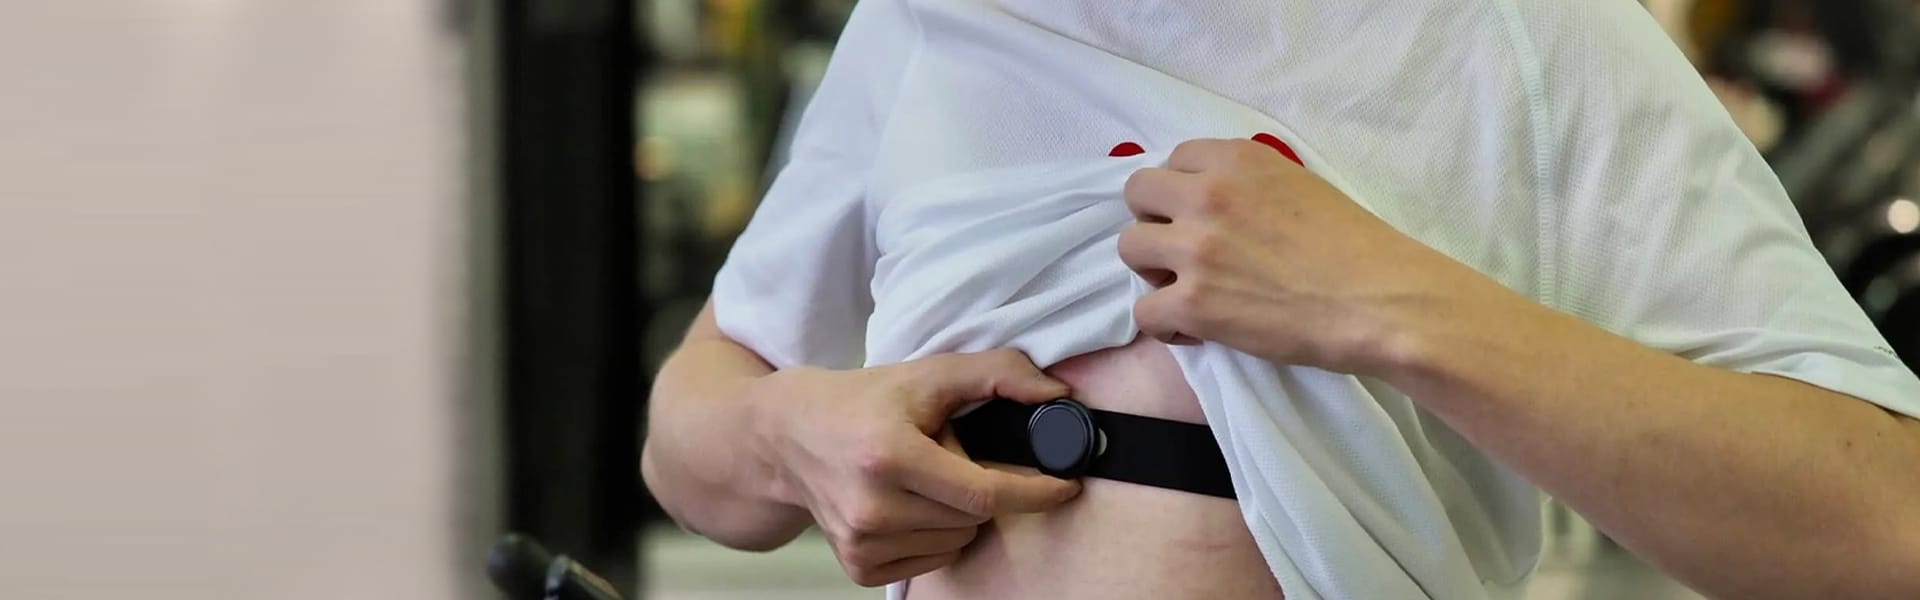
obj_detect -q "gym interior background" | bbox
[1,0,1914,598]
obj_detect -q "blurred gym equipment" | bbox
[1765,0,1920,372]
[488,533,627,600]
[1668,0,1920,372]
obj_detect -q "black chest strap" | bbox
[950,398,1236,500]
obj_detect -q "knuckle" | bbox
[1180,289,1227,331]
[1230,140,1268,164]
[852,441,901,481]
[1193,179,1232,213]
[844,562,886,587]
[960,484,998,515]
[1172,139,1207,159]
[1187,232,1222,264]
[843,500,893,533]
[1171,285,1208,317]
[1123,169,1149,200]
[827,528,867,560]
[825,517,857,540]
[841,535,880,565]
[1142,289,1183,324]
[838,537,891,581]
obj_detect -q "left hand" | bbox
[1119,137,1503,375]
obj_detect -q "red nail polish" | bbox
[1251,133,1302,166]
[1108,141,1146,157]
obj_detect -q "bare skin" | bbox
[905,337,1281,599]
[643,137,1920,599]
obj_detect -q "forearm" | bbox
[1381,287,1920,598]
[643,336,811,551]
[1108,133,1920,595]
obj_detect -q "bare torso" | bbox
[910,337,1284,599]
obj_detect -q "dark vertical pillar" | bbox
[493,0,641,593]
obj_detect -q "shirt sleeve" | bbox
[710,0,914,370]
[1536,3,1920,418]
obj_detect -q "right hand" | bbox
[750,349,1082,586]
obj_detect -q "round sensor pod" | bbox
[1026,399,1102,478]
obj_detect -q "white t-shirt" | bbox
[711,0,1920,598]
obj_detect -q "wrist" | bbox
[1341,286,1459,382]
[744,367,813,508]
[1370,280,1565,400]
[1360,277,1522,387]
[1364,315,1438,385]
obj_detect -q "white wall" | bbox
[0,2,476,598]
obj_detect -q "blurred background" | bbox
[1,0,1915,598]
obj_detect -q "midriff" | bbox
[912,336,1283,599]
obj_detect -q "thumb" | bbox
[979,470,1082,514]
[1165,333,1203,346]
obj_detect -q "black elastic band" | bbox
[951,399,1236,499]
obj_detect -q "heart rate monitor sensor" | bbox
[1026,399,1100,478]
[953,397,1235,499]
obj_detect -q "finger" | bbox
[1123,167,1196,222]
[1167,138,1266,174]
[1135,285,1201,345]
[937,427,965,454]
[867,489,991,531]
[838,527,975,587]
[1117,223,1189,287]
[853,549,965,588]
[917,349,1070,413]
[896,440,1080,517]
[857,527,979,564]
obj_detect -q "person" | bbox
[641,0,1920,598]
